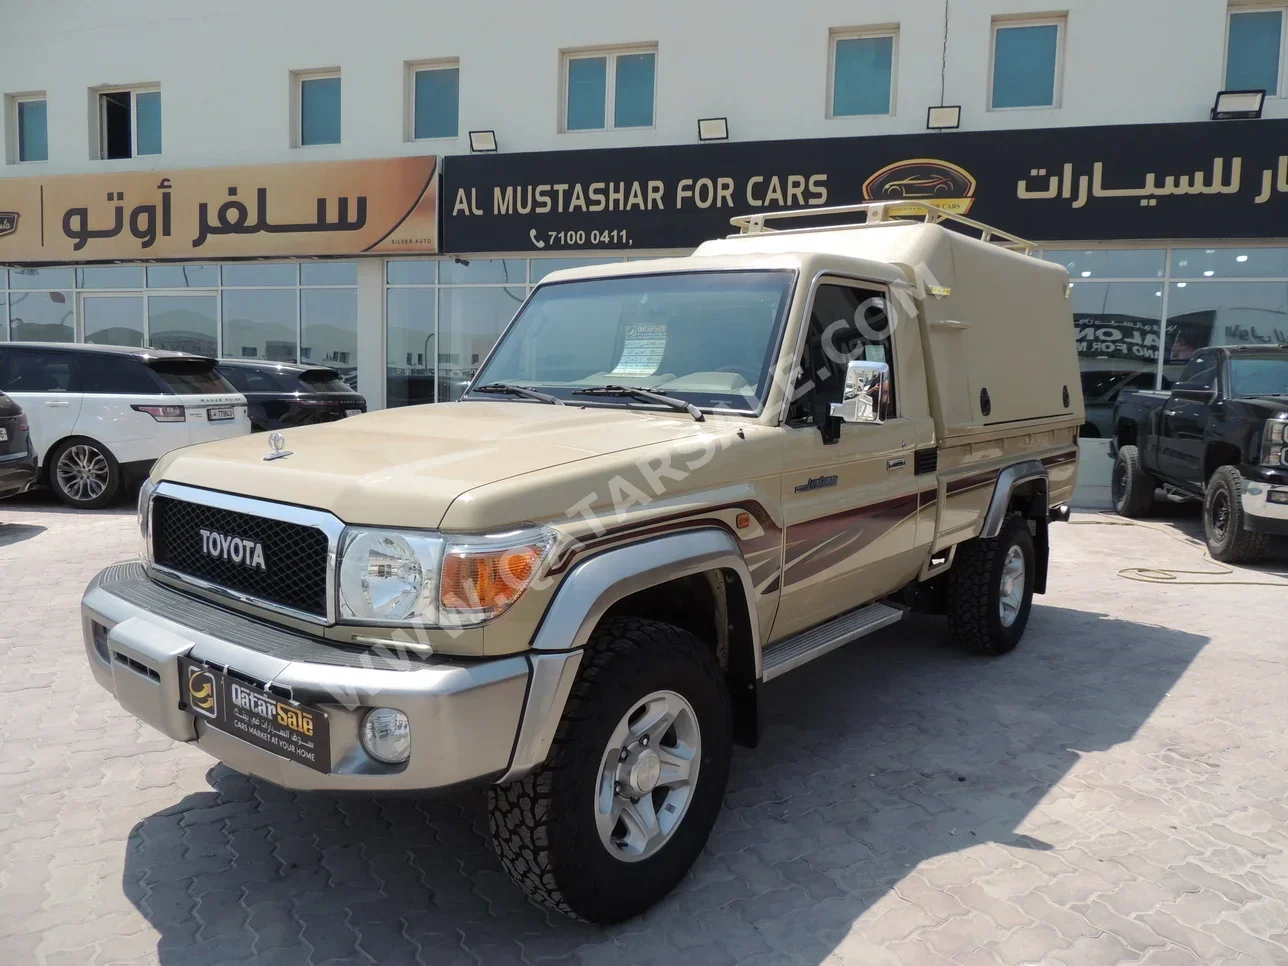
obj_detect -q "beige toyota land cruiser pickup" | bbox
[82,202,1083,923]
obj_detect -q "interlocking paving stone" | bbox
[2,495,1288,964]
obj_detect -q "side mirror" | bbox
[830,360,888,425]
[1172,380,1216,401]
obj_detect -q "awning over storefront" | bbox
[441,118,1288,253]
[0,156,439,264]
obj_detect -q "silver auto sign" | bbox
[199,528,267,571]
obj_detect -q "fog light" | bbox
[1269,490,1288,506]
[360,708,411,764]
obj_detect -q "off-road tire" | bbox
[47,437,122,510]
[1204,465,1270,563]
[1112,444,1155,518]
[944,513,1035,656]
[487,617,732,923]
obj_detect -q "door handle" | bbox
[44,400,70,407]
[887,457,907,470]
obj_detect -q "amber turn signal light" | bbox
[440,543,545,618]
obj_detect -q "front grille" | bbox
[151,496,329,618]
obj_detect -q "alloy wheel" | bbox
[594,689,701,863]
[998,544,1026,628]
[56,445,110,503]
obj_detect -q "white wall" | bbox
[0,0,1261,178]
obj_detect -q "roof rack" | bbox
[728,200,1037,256]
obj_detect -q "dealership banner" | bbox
[442,119,1288,253]
[0,156,438,262]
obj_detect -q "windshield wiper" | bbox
[571,385,705,422]
[471,383,564,405]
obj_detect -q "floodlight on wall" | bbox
[926,106,962,130]
[697,117,729,141]
[1211,90,1265,120]
[468,130,498,153]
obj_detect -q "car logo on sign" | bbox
[187,667,218,718]
[863,159,978,216]
[0,213,18,238]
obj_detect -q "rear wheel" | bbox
[1204,465,1270,563]
[945,513,1035,656]
[1112,444,1155,518]
[488,617,732,923]
[49,438,121,509]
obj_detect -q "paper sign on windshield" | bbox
[612,323,668,376]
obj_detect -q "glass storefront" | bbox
[384,256,629,406]
[0,262,360,389]
[1045,246,1288,438]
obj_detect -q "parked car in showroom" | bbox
[214,360,366,432]
[0,390,37,501]
[0,343,249,509]
[1111,344,1288,561]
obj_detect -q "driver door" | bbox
[1160,350,1218,489]
[770,280,929,641]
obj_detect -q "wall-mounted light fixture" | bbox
[468,130,498,152]
[926,105,961,130]
[697,117,729,141]
[1211,90,1265,120]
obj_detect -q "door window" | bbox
[0,349,80,392]
[788,283,896,426]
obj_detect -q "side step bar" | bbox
[761,602,904,682]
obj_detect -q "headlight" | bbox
[338,529,441,623]
[337,525,554,627]
[1264,419,1288,467]
[138,477,158,559]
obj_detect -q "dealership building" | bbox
[2,0,1288,498]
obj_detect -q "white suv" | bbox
[0,343,250,509]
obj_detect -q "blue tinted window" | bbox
[135,90,161,155]
[614,53,655,127]
[832,35,894,116]
[414,67,460,139]
[1226,11,1283,94]
[17,99,48,162]
[566,57,607,130]
[300,76,341,146]
[992,23,1060,108]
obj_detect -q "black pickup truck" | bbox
[1110,344,1288,562]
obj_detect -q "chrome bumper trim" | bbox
[1242,482,1288,523]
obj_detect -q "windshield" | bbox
[468,270,795,414]
[1229,357,1288,397]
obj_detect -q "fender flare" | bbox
[500,528,760,782]
[980,460,1049,539]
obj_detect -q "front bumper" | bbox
[81,561,581,792]
[1242,479,1288,536]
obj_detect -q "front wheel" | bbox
[49,438,121,509]
[1204,465,1270,563]
[945,513,1036,656]
[488,617,732,923]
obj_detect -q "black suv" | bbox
[215,361,367,432]
[0,390,37,501]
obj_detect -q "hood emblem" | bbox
[263,432,293,461]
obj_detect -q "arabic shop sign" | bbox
[1075,314,1162,363]
[442,118,1288,253]
[0,156,438,262]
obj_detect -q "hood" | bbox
[155,400,709,528]
[1231,396,1288,417]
